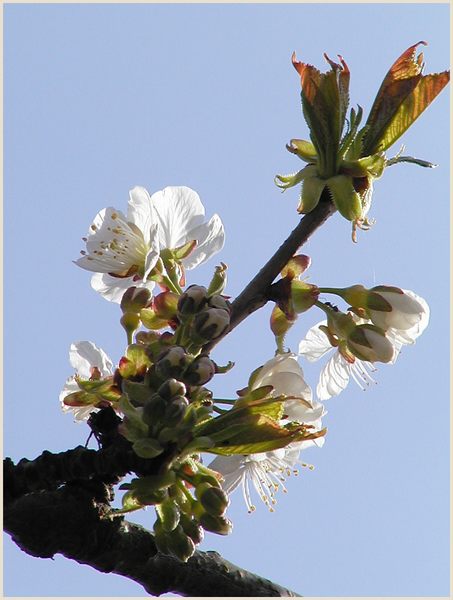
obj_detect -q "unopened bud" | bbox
[120,287,151,313]
[166,525,196,562]
[156,499,181,532]
[207,294,230,312]
[347,324,394,363]
[199,512,233,536]
[291,281,319,313]
[196,483,230,516]
[164,396,189,427]
[142,393,167,425]
[155,346,191,379]
[158,378,187,400]
[154,291,179,320]
[191,308,230,344]
[179,513,204,545]
[183,356,216,386]
[177,285,208,316]
[120,312,140,337]
[207,263,228,296]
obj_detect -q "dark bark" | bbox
[4,462,299,597]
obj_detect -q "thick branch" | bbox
[4,480,299,597]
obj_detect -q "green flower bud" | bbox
[153,520,171,554]
[156,499,181,532]
[166,525,196,562]
[191,308,230,344]
[199,512,233,536]
[135,487,168,506]
[164,396,189,427]
[179,513,204,545]
[183,356,216,386]
[155,346,191,379]
[207,263,228,296]
[196,483,230,516]
[177,285,208,317]
[142,393,167,425]
[158,378,187,400]
[135,331,161,346]
[153,291,179,320]
[120,312,140,338]
[291,280,319,313]
[120,287,151,313]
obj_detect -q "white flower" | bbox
[60,341,114,422]
[367,287,429,331]
[299,299,429,400]
[75,186,225,303]
[209,353,325,512]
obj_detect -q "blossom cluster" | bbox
[58,42,447,563]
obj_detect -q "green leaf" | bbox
[362,42,450,154]
[132,438,164,459]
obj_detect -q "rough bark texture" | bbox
[4,455,299,596]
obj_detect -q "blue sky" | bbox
[4,3,450,596]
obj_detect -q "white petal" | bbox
[317,351,351,400]
[59,377,79,404]
[254,353,302,387]
[181,214,225,270]
[298,321,332,362]
[261,372,312,401]
[127,187,157,246]
[69,341,113,378]
[90,272,155,304]
[75,207,145,273]
[151,186,206,250]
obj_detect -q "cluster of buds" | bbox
[119,459,231,562]
[177,285,231,348]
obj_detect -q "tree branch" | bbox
[4,476,300,597]
[209,194,335,350]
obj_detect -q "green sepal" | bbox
[274,164,318,190]
[140,307,169,330]
[122,379,152,406]
[298,174,326,214]
[286,139,318,162]
[326,174,363,221]
[340,153,386,179]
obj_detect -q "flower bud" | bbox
[191,308,230,344]
[120,287,152,313]
[142,393,167,425]
[207,294,230,312]
[166,525,196,562]
[196,483,229,516]
[179,513,204,545]
[164,396,189,427]
[158,378,187,400]
[153,291,179,320]
[156,499,181,532]
[291,280,319,313]
[135,330,161,345]
[347,324,394,363]
[153,520,171,554]
[183,356,216,386]
[199,512,233,536]
[177,285,208,317]
[207,263,228,296]
[155,346,191,379]
[120,312,140,337]
[368,286,427,331]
